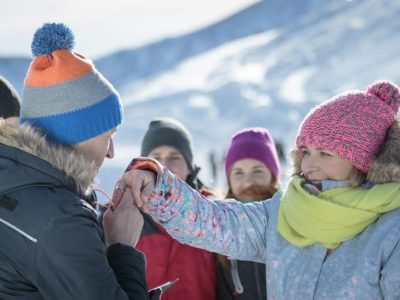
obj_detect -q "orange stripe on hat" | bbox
[25,49,93,87]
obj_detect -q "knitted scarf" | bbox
[277,176,400,249]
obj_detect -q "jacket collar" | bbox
[0,120,97,197]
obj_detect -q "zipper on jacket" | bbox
[254,262,264,300]
[230,260,244,294]
[312,249,331,298]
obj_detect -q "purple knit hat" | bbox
[225,127,280,179]
[296,81,400,173]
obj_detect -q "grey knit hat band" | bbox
[22,72,116,117]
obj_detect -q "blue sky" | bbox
[1,0,259,59]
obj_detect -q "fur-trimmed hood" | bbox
[0,120,97,196]
[367,119,400,183]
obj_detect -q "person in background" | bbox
[0,76,21,124]
[136,117,218,300]
[116,80,400,299]
[0,23,147,299]
[217,127,280,300]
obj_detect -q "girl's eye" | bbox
[320,151,331,157]
[301,149,310,156]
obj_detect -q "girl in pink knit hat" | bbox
[113,81,400,299]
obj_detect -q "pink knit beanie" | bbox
[225,127,281,179]
[296,81,400,173]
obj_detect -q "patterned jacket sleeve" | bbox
[129,157,270,262]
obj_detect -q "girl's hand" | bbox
[111,170,156,210]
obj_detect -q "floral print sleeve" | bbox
[130,158,270,262]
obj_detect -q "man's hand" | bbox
[111,170,157,210]
[103,190,144,247]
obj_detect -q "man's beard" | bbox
[235,184,274,201]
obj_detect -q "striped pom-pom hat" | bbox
[21,23,123,145]
[296,81,400,173]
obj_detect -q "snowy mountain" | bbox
[98,0,400,197]
[1,0,400,199]
[95,0,331,89]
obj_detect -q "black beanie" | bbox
[141,118,194,170]
[0,76,20,119]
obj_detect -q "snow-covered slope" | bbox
[1,0,399,199]
[95,0,330,89]
[97,0,400,196]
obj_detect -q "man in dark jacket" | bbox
[0,23,147,299]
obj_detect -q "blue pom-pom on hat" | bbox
[31,23,75,57]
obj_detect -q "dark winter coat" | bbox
[0,122,148,300]
[216,258,266,300]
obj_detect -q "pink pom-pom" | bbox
[367,80,400,113]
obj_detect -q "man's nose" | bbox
[157,158,167,166]
[242,173,255,186]
[106,138,114,159]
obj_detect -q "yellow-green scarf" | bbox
[277,176,400,249]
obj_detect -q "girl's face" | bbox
[148,145,191,181]
[300,145,356,182]
[229,158,273,201]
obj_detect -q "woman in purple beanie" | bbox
[216,127,280,300]
[114,80,400,299]
[224,128,280,202]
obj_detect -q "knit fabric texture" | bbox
[296,81,400,172]
[20,23,123,145]
[0,76,20,119]
[224,127,280,179]
[141,118,194,170]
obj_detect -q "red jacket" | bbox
[125,159,218,300]
[136,188,217,300]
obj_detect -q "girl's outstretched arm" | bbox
[113,157,270,262]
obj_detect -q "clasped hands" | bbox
[103,170,157,247]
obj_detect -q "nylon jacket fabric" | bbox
[0,123,148,299]
[216,259,266,300]
[142,163,400,300]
